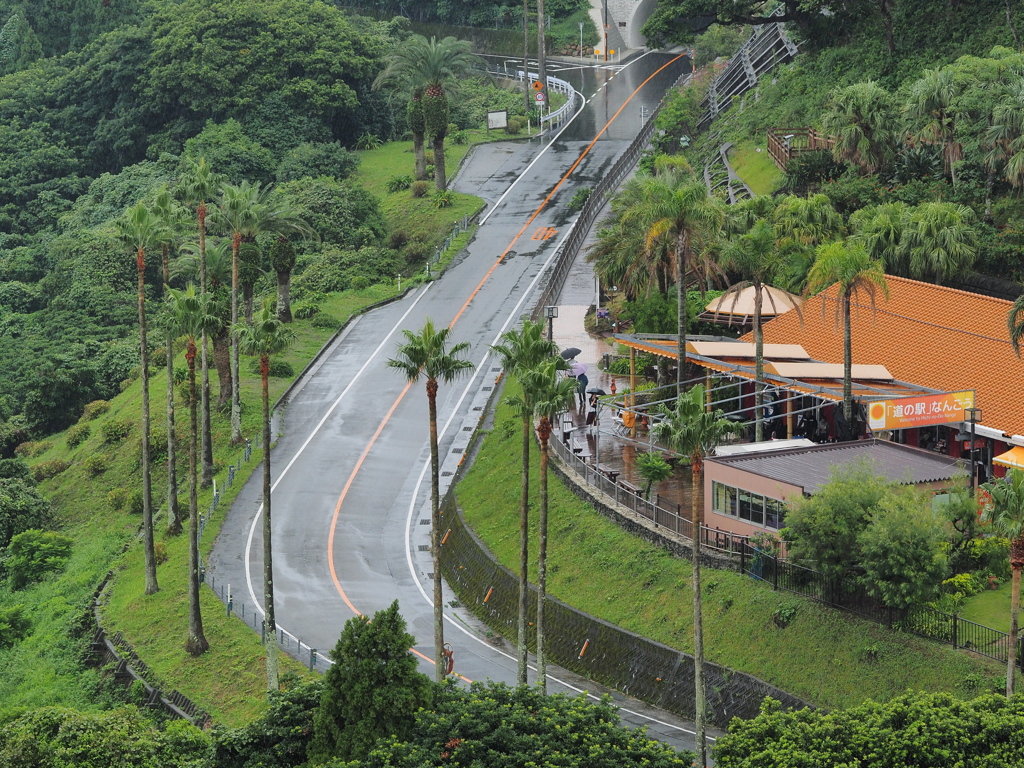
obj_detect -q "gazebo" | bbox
[698,285,802,331]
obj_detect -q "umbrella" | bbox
[560,347,581,359]
[587,387,607,395]
[569,362,587,376]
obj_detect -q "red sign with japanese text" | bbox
[867,390,975,431]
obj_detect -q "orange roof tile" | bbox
[748,276,1024,436]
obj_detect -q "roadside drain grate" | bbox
[420,519,430,525]
[482,386,492,391]
[418,545,430,551]
[452,447,464,454]
[463,426,472,431]
[442,471,453,477]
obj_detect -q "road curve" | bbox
[209,51,709,752]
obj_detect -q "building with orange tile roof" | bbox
[751,275,1024,473]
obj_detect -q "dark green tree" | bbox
[0,476,50,549]
[308,601,432,764]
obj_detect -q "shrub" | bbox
[66,423,90,448]
[292,298,322,320]
[14,441,51,458]
[386,175,413,193]
[388,230,409,250]
[0,477,51,549]
[276,141,359,183]
[450,129,469,145]
[423,150,435,166]
[101,418,132,443]
[942,572,983,598]
[7,529,74,590]
[31,459,70,482]
[433,190,454,209]
[410,181,429,198]
[355,133,383,150]
[107,488,128,512]
[506,116,525,134]
[567,187,592,211]
[83,454,108,476]
[81,400,110,421]
[126,488,144,515]
[248,359,295,377]
[311,313,340,329]
[0,605,31,649]
[154,541,169,566]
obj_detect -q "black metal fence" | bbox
[739,541,1022,668]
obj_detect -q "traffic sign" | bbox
[532,80,543,90]
[535,91,546,102]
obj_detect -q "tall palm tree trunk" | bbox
[1007,539,1023,696]
[517,415,531,685]
[692,459,707,768]
[413,131,427,180]
[753,285,764,442]
[842,291,853,427]
[676,232,689,396]
[427,379,446,683]
[137,248,159,595]
[185,343,209,656]
[163,245,181,535]
[433,134,447,192]
[230,233,243,445]
[276,271,292,323]
[199,202,214,487]
[213,329,232,407]
[537,418,552,693]
[261,355,279,690]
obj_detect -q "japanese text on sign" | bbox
[867,390,975,431]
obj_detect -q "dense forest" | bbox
[0,0,536,439]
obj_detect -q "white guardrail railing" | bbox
[488,66,580,126]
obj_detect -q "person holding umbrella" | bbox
[569,360,588,411]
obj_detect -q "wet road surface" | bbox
[208,51,715,752]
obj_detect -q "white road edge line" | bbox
[401,230,704,739]
[479,49,656,227]
[243,284,434,611]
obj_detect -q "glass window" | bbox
[749,493,764,526]
[713,482,738,517]
[766,498,786,530]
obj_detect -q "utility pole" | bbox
[523,0,531,112]
[537,0,547,117]
[603,0,608,62]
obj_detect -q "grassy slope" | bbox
[727,142,782,196]
[0,289,396,726]
[455,378,1005,710]
[961,583,1011,633]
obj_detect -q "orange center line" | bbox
[324,54,685,675]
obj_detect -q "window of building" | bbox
[712,481,786,530]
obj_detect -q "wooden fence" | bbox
[766,127,836,170]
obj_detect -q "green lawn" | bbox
[727,142,783,196]
[1,286,397,726]
[961,583,1011,633]
[455,378,1006,711]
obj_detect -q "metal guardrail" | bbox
[530,66,694,321]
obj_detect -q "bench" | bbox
[597,464,619,483]
[619,478,642,496]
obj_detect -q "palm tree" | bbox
[650,384,738,768]
[821,81,899,175]
[624,173,724,394]
[374,35,484,192]
[804,240,889,428]
[213,181,314,445]
[270,237,297,323]
[175,239,232,406]
[903,67,963,183]
[235,302,295,691]
[387,320,472,683]
[717,219,791,441]
[164,286,220,657]
[151,188,186,535]
[980,468,1024,696]
[902,201,979,284]
[491,320,563,685]
[176,158,226,489]
[524,357,576,693]
[849,202,909,275]
[987,76,1024,189]
[117,202,170,596]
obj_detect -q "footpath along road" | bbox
[208,51,717,753]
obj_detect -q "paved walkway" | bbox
[551,206,699,517]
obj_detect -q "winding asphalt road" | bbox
[209,51,707,751]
